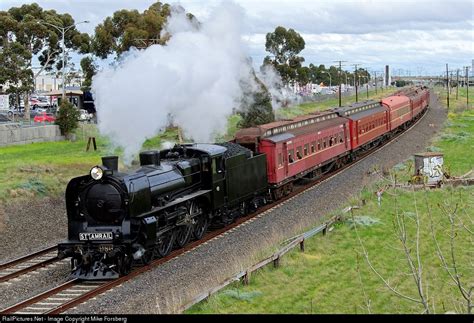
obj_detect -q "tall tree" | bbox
[92,1,177,59]
[0,42,33,108]
[1,3,90,120]
[238,68,275,128]
[80,56,97,91]
[263,26,306,85]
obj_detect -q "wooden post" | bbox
[242,271,250,285]
[273,256,280,268]
[86,137,97,151]
[299,239,305,252]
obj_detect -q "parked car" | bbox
[30,96,51,109]
[78,109,93,122]
[34,112,56,123]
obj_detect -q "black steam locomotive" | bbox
[58,143,268,279]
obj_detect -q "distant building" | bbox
[34,71,85,93]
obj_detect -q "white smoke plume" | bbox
[257,64,302,109]
[93,2,254,163]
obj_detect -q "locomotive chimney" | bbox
[139,150,160,166]
[102,156,119,171]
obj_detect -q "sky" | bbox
[1,0,473,76]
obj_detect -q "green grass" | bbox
[142,127,180,149]
[186,87,474,314]
[0,125,107,201]
[187,186,473,314]
[433,86,474,176]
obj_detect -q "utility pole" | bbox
[334,60,346,107]
[450,71,453,94]
[366,74,369,99]
[352,64,359,102]
[466,66,470,107]
[374,71,377,95]
[456,69,459,100]
[446,63,449,110]
[38,20,89,101]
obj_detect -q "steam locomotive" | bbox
[58,143,268,279]
[58,86,430,279]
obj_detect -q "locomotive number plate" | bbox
[79,232,113,241]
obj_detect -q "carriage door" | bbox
[343,123,349,149]
[212,155,226,208]
[283,142,289,176]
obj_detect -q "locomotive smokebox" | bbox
[139,150,160,166]
[102,156,119,171]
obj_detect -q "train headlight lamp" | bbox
[90,166,104,180]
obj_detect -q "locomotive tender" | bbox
[59,86,430,279]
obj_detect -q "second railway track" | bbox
[0,246,61,284]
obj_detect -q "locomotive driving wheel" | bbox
[155,230,176,258]
[193,213,209,240]
[175,201,198,248]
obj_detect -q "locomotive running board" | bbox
[153,190,212,213]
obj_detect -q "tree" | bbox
[92,1,175,59]
[0,42,33,108]
[263,26,305,85]
[80,56,97,91]
[1,3,90,120]
[55,100,79,137]
[238,70,275,128]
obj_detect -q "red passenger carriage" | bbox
[334,101,389,151]
[381,95,412,130]
[235,111,351,195]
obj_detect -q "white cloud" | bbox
[2,0,473,74]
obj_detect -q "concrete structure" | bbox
[0,123,64,146]
[414,152,444,185]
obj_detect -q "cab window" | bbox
[212,157,224,175]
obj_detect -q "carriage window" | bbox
[323,138,327,149]
[317,140,322,151]
[278,153,283,166]
[311,141,316,153]
[296,146,303,159]
[304,144,309,156]
[288,149,295,163]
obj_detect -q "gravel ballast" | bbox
[0,93,446,313]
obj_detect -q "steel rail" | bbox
[0,246,57,270]
[0,246,59,283]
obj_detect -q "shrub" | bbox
[56,101,80,137]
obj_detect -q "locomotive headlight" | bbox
[90,166,104,180]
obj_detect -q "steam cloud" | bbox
[257,64,302,109]
[93,2,255,163]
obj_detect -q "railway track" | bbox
[1,107,429,315]
[0,246,60,284]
